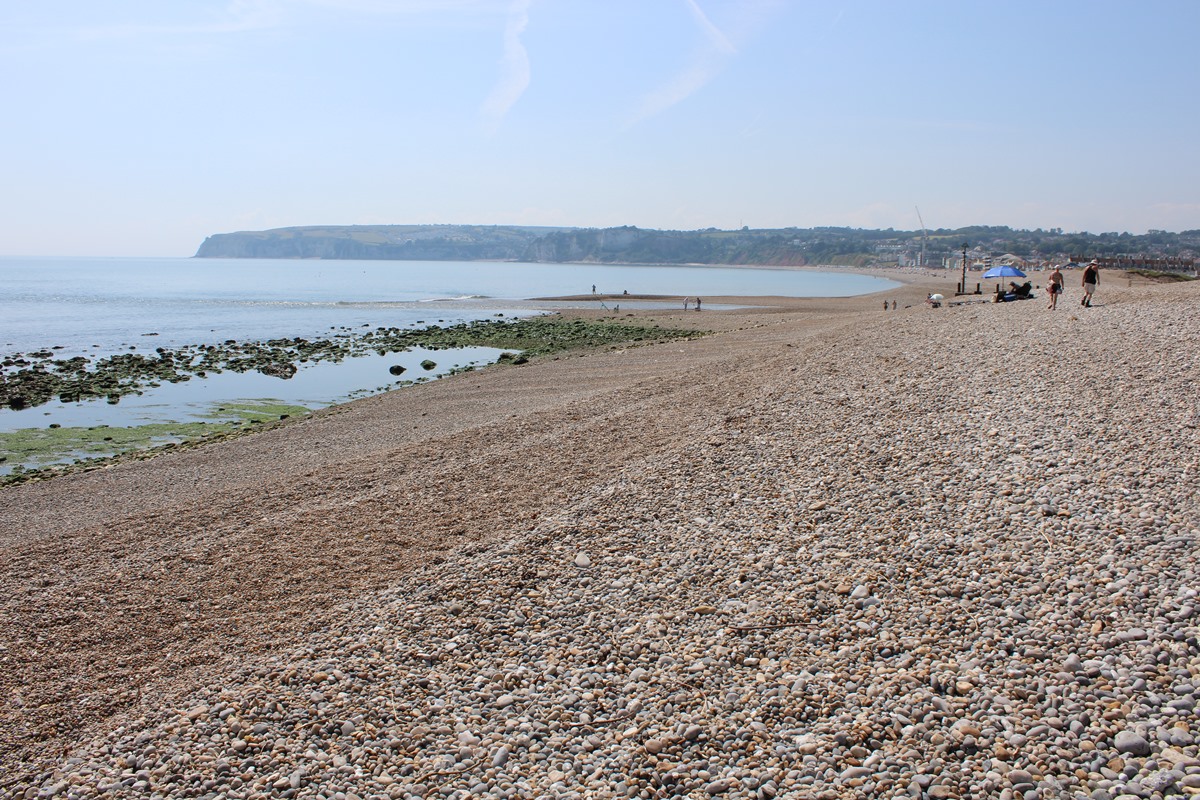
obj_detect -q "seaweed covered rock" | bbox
[259,363,298,379]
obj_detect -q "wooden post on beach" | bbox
[959,243,968,295]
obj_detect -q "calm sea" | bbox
[0,257,896,436]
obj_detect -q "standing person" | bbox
[1081,260,1100,307]
[684,297,690,311]
[1047,265,1064,309]
[694,297,701,311]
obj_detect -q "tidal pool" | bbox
[0,347,504,477]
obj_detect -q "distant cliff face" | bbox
[194,225,552,261]
[194,224,813,266]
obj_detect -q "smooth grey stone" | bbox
[1114,730,1152,757]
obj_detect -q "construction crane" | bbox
[915,206,929,268]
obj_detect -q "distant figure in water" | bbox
[694,297,701,311]
[592,284,596,294]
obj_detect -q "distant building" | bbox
[1069,254,1196,272]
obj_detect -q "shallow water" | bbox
[0,346,504,434]
[0,258,896,472]
[0,256,896,357]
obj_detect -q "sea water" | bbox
[0,257,896,439]
[0,257,895,356]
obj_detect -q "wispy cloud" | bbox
[627,1,732,126]
[480,0,532,132]
[818,4,847,44]
[686,0,736,55]
[628,0,779,127]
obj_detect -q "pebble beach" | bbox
[2,273,1198,799]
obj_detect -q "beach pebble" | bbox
[1115,731,1152,756]
[22,280,1200,800]
[705,778,734,794]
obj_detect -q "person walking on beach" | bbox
[1081,260,1099,307]
[1047,265,1064,309]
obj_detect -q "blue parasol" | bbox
[982,264,1027,279]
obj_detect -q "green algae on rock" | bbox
[0,316,700,412]
[0,401,312,485]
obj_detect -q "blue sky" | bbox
[2,0,1197,256]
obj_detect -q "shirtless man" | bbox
[1047,265,1064,309]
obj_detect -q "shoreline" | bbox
[0,317,696,480]
[2,274,1197,796]
[2,267,936,480]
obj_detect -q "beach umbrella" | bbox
[981,264,1027,279]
